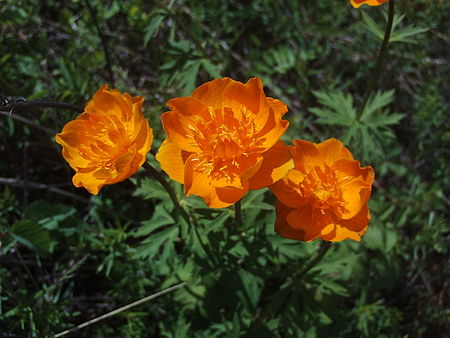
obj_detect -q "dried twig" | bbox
[0,177,91,204]
[54,282,187,337]
[0,99,83,113]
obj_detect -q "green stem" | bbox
[142,162,216,262]
[295,241,332,279]
[142,162,191,226]
[83,0,115,87]
[356,0,395,120]
[234,200,242,228]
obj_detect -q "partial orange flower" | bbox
[270,138,374,242]
[156,77,293,208]
[350,0,389,8]
[55,85,153,194]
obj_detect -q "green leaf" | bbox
[180,61,201,96]
[360,90,395,122]
[314,276,349,297]
[133,226,178,259]
[362,12,428,44]
[201,59,222,78]
[361,12,384,39]
[143,11,166,47]
[129,204,175,238]
[11,219,51,254]
[363,224,398,252]
[23,201,76,230]
[310,90,356,126]
[133,177,170,201]
[237,270,262,313]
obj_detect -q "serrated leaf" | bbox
[133,226,178,259]
[360,90,395,122]
[129,204,175,238]
[237,270,262,313]
[361,12,384,39]
[315,276,349,297]
[23,201,75,230]
[180,61,201,96]
[390,26,428,44]
[11,219,51,253]
[363,224,398,252]
[310,91,356,127]
[204,212,231,234]
[201,59,221,78]
[133,177,170,201]
[143,11,166,47]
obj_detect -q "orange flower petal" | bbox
[320,206,370,241]
[341,205,371,233]
[72,170,107,195]
[270,167,311,209]
[257,117,289,151]
[290,139,323,172]
[161,98,208,152]
[333,159,374,218]
[285,206,326,241]
[155,139,187,184]
[248,140,294,190]
[267,97,288,120]
[316,138,354,165]
[240,156,264,182]
[192,78,271,132]
[333,159,374,185]
[350,0,389,8]
[224,77,271,131]
[191,77,230,112]
[274,202,308,240]
[216,184,249,207]
[183,154,249,208]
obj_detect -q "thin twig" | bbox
[0,110,55,134]
[0,177,91,204]
[16,248,39,289]
[0,100,83,113]
[54,281,187,337]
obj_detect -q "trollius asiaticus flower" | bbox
[55,85,153,194]
[350,0,389,8]
[270,138,374,242]
[156,77,293,208]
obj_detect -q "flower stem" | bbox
[142,162,191,226]
[234,200,242,228]
[295,241,332,279]
[143,160,216,263]
[356,0,395,120]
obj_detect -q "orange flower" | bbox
[270,138,374,242]
[156,77,293,208]
[350,0,389,8]
[55,85,153,194]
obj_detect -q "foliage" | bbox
[1,0,449,337]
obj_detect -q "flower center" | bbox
[79,114,130,168]
[193,106,262,180]
[299,165,345,213]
